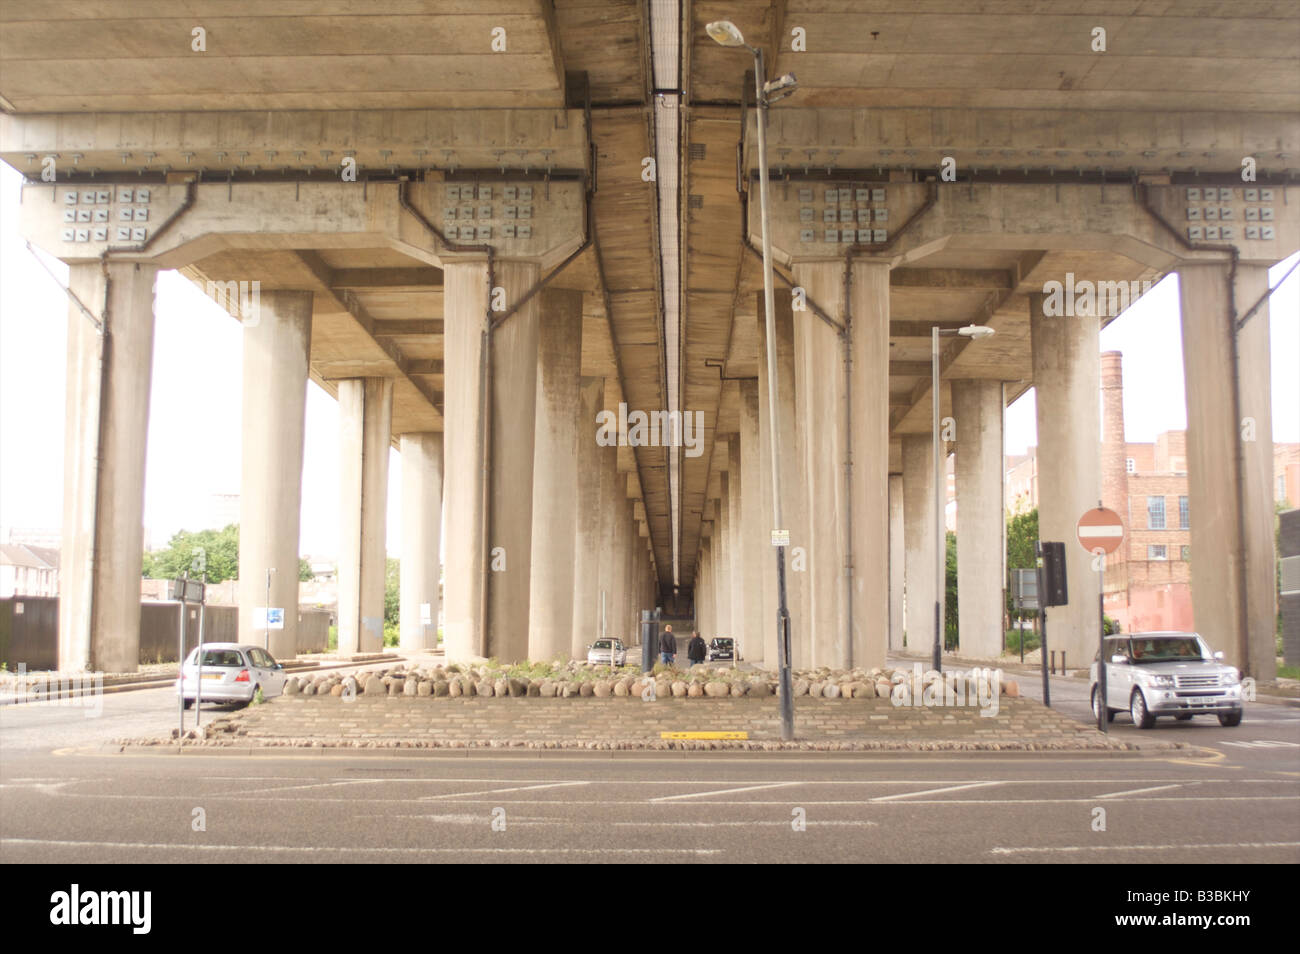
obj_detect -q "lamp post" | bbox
[707,19,797,739]
[931,324,995,672]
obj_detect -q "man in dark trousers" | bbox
[658,624,677,666]
[687,631,707,666]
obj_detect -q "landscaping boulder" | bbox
[704,681,730,698]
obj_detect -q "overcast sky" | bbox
[1,164,1296,558]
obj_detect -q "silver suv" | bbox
[1090,631,1244,729]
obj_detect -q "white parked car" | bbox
[587,638,627,666]
[1090,632,1244,729]
[177,643,287,708]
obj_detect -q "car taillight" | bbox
[235,669,250,683]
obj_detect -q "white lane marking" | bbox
[609,820,878,827]
[0,838,720,856]
[1097,783,1185,799]
[236,779,376,795]
[420,780,589,800]
[649,781,799,802]
[871,781,1002,802]
[991,841,1300,855]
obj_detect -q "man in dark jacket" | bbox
[658,625,677,666]
[687,631,707,665]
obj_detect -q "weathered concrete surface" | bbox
[60,262,157,674]
[848,260,891,669]
[398,431,442,651]
[889,473,905,651]
[738,380,764,663]
[1030,292,1101,669]
[952,379,1004,659]
[902,433,942,657]
[238,289,313,660]
[528,288,582,662]
[337,377,393,655]
[1178,263,1277,680]
[571,377,605,657]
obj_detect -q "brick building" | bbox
[1005,350,1296,634]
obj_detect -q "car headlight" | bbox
[1222,669,1239,685]
[1144,674,1175,687]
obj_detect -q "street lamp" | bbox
[707,20,798,740]
[931,324,995,672]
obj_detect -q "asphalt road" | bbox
[2,668,1297,864]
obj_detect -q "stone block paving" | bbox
[157,694,1182,752]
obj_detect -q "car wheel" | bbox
[1175,713,1193,721]
[1130,689,1156,729]
[1217,711,1242,727]
[1090,687,1114,723]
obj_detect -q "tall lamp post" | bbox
[707,19,798,739]
[932,324,995,672]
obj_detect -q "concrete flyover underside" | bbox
[0,1,1295,680]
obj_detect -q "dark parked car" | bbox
[707,637,735,662]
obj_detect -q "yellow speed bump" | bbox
[660,731,748,740]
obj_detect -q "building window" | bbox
[1181,545,1190,561]
[1179,496,1189,530]
[1148,545,1168,560]
[1147,496,1166,530]
[1125,458,1136,474]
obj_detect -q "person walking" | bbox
[658,624,677,666]
[687,631,707,666]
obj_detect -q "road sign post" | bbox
[1077,506,1125,734]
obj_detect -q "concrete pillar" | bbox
[596,441,619,639]
[903,433,942,656]
[337,377,393,655]
[888,474,905,650]
[59,262,157,673]
[238,289,313,661]
[1030,291,1101,668]
[398,432,442,651]
[488,261,542,661]
[608,485,629,642]
[571,377,605,657]
[848,260,891,668]
[715,479,733,638]
[737,380,765,663]
[726,454,745,658]
[757,293,806,667]
[792,262,848,668]
[527,288,582,661]
[441,260,490,661]
[1178,263,1276,679]
[952,379,1005,658]
[697,538,712,636]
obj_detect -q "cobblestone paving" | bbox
[150,695,1184,752]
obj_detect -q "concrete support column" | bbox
[725,459,744,658]
[441,261,490,661]
[608,484,629,642]
[952,379,1005,658]
[527,288,582,661]
[888,474,905,650]
[792,262,848,669]
[337,377,393,655]
[595,441,619,639]
[697,538,712,636]
[715,480,732,637]
[488,261,542,661]
[60,262,157,673]
[398,432,443,651]
[757,293,806,667]
[571,377,605,657]
[238,289,313,660]
[1030,291,1101,668]
[738,380,765,663]
[903,433,942,655]
[1178,263,1276,678]
[848,260,891,668]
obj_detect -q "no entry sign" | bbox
[1077,507,1125,555]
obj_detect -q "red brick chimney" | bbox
[1100,350,1127,562]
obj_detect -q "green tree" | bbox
[299,557,314,582]
[142,524,239,583]
[1005,508,1039,618]
[384,558,401,647]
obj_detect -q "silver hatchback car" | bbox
[586,638,627,666]
[1090,631,1244,729]
[177,643,288,708]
